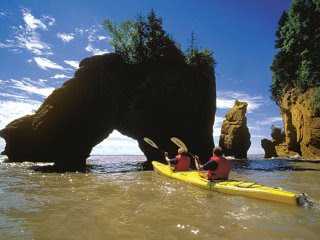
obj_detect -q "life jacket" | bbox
[174,154,191,171]
[207,155,231,180]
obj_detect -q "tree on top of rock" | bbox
[102,9,185,64]
[185,31,216,70]
[102,19,136,63]
[102,9,215,71]
[270,0,320,102]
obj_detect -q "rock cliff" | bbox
[219,100,251,158]
[276,88,320,159]
[0,53,216,170]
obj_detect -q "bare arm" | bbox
[194,155,203,170]
[164,152,170,164]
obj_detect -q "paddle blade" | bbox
[170,137,188,151]
[143,137,159,149]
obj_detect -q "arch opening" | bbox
[91,130,143,156]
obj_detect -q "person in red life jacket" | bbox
[194,146,231,180]
[164,148,191,171]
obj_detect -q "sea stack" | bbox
[219,100,251,158]
[0,53,216,170]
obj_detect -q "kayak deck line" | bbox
[152,161,313,207]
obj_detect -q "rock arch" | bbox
[0,53,216,170]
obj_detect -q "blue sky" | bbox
[0,0,292,155]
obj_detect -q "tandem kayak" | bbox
[152,161,312,207]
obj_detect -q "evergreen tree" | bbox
[132,13,147,64]
[145,9,165,60]
[275,11,288,49]
[145,9,184,62]
[103,9,185,64]
[270,0,320,102]
[185,31,215,68]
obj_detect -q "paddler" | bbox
[194,146,231,180]
[164,148,191,171]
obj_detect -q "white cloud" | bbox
[57,32,75,42]
[51,74,70,79]
[42,15,55,26]
[217,91,265,113]
[85,44,109,55]
[15,32,52,55]
[34,57,64,70]
[97,35,107,40]
[0,100,41,129]
[0,99,41,153]
[256,117,283,126]
[84,27,109,55]
[64,60,79,69]
[0,11,6,17]
[0,40,14,48]
[251,134,266,138]
[0,92,23,99]
[213,116,224,137]
[0,8,53,55]
[248,126,262,132]
[11,79,54,97]
[92,130,143,155]
[22,9,47,30]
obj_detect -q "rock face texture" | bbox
[0,53,216,169]
[219,100,251,158]
[275,88,320,159]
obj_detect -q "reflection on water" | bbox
[232,158,320,172]
[0,155,320,239]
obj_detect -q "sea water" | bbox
[0,155,319,239]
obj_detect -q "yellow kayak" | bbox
[152,161,312,206]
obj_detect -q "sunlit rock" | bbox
[219,100,251,158]
[276,88,320,159]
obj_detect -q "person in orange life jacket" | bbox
[194,146,231,180]
[164,148,191,171]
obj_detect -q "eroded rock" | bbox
[0,53,216,170]
[219,100,251,158]
[276,88,320,159]
[261,139,278,158]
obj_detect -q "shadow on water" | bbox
[232,159,320,172]
[29,162,144,173]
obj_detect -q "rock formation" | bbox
[261,126,284,158]
[261,139,278,158]
[275,88,320,159]
[219,100,251,158]
[0,53,216,170]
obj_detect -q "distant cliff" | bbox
[219,100,251,158]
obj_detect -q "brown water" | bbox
[1,155,320,240]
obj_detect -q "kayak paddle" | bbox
[170,137,195,158]
[143,137,159,149]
